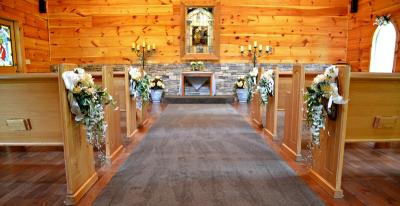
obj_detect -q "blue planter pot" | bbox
[236,89,248,103]
[151,89,163,103]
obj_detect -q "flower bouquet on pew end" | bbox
[128,67,151,108]
[149,76,165,103]
[62,68,115,163]
[256,69,275,105]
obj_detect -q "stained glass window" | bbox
[186,7,214,54]
[0,24,14,66]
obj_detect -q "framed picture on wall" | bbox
[180,1,220,61]
[0,18,24,73]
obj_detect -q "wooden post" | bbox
[58,64,98,205]
[264,68,279,140]
[102,67,123,165]
[124,68,138,138]
[137,101,149,128]
[282,65,304,161]
[309,65,350,199]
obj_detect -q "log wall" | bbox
[347,0,400,72]
[0,0,50,72]
[47,0,349,66]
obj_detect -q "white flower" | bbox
[151,82,156,88]
[129,67,141,81]
[155,76,161,79]
[237,81,243,87]
[324,66,339,80]
[262,69,274,79]
[62,71,80,91]
[157,81,163,87]
[161,84,165,89]
[250,67,258,77]
[313,74,326,85]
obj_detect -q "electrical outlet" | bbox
[25,59,31,64]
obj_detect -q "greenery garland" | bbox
[62,68,114,162]
[256,70,275,105]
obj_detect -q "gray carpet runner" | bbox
[94,104,324,206]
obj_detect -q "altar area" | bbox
[179,71,216,96]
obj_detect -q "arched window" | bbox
[369,21,397,73]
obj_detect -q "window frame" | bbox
[369,20,399,73]
[0,17,24,73]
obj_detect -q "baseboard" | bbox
[127,129,138,139]
[64,172,98,205]
[253,118,263,128]
[309,170,344,199]
[281,143,302,162]
[263,128,277,141]
[105,145,124,165]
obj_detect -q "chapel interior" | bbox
[0,0,399,206]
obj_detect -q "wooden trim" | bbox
[345,139,400,143]
[350,72,400,80]
[64,173,98,205]
[0,142,63,146]
[309,170,344,199]
[281,143,302,162]
[105,145,124,165]
[263,68,279,140]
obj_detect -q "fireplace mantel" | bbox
[180,72,215,96]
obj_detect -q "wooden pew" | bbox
[308,65,350,198]
[345,73,400,142]
[91,67,123,164]
[282,65,305,162]
[264,68,280,140]
[124,67,138,137]
[0,63,98,205]
[251,67,264,128]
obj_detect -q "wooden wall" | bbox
[48,0,349,66]
[347,0,400,72]
[0,0,50,72]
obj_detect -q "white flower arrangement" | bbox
[150,76,165,90]
[256,70,275,105]
[62,68,114,162]
[128,67,151,108]
[374,15,391,26]
[190,61,205,71]
[304,66,347,147]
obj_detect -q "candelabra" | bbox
[131,41,156,73]
[240,41,273,68]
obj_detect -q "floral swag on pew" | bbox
[246,67,259,101]
[62,68,114,161]
[304,66,347,147]
[256,70,275,105]
[128,67,151,109]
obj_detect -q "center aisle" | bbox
[94,104,323,206]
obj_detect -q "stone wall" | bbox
[52,63,329,95]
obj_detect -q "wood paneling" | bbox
[0,0,51,72]
[48,0,349,65]
[347,0,400,72]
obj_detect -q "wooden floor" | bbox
[0,103,399,206]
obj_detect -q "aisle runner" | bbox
[94,104,324,206]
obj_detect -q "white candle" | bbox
[248,44,252,51]
[152,43,156,50]
[132,42,136,49]
[266,46,271,53]
[147,45,151,51]
[136,45,140,51]
[142,41,146,48]
[259,45,263,51]
[240,46,244,52]
[254,41,257,47]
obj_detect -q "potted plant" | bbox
[234,76,249,103]
[190,61,205,71]
[150,76,165,103]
